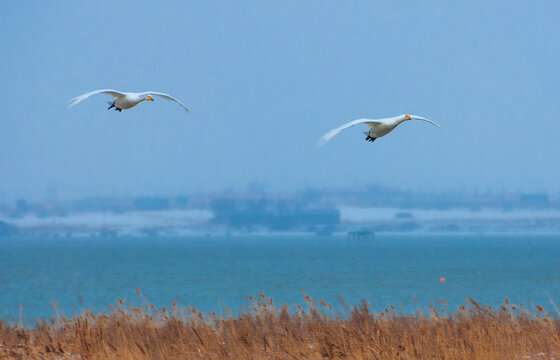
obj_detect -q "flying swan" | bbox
[68,89,190,113]
[316,114,441,146]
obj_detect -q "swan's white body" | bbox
[68,89,190,113]
[316,114,441,146]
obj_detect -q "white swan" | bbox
[68,89,190,113]
[316,114,441,146]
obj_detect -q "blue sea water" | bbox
[1,234,560,324]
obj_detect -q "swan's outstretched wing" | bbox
[68,89,126,107]
[139,91,191,113]
[316,118,382,146]
[410,115,442,128]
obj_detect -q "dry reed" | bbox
[1,293,560,359]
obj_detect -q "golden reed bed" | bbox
[1,291,559,359]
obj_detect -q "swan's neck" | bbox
[395,116,408,125]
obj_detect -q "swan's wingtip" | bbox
[180,104,191,114]
[315,138,328,147]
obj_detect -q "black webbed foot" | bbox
[365,136,377,142]
[108,102,115,110]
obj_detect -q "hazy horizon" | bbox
[2,1,560,202]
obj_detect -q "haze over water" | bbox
[2,1,560,202]
[1,234,559,323]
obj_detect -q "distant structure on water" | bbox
[347,230,375,240]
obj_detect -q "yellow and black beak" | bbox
[148,95,154,101]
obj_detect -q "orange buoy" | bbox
[439,277,446,283]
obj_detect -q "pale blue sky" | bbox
[1,1,559,201]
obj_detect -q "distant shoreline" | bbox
[3,231,560,239]
[3,206,560,237]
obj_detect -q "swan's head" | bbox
[146,95,154,101]
[397,114,412,123]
